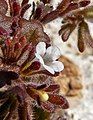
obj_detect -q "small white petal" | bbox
[51,46,61,60]
[35,53,44,65]
[36,42,46,56]
[50,61,64,72]
[46,46,53,55]
[46,46,61,61]
[43,64,55,74]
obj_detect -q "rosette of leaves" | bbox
[0,32,69,119]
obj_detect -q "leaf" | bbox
[34,2,53,21]
[44,84,60,93]
[0,14,12,36]
[41,10,59,24]
[20,19,50,45]
[18,102,29,120]
[59,23,76,42]
[78,20,93,52]
[79,0,90,7]
[21,61,41,75]
[21,0,29,7]
[57,0,71,11]
[20,4,31,17]
[59,2,78,16]
[78,21,85,52]
[80,6,93,22]
[26,86,39,100]
[0,27,9,37]
[48,94,69,109]
[4,96,17,120]
[8,0,21,16]
[41,101,55,112]
[0,0,8,14]
[0,95,16,119]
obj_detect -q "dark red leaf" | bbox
[0,27,9,37]
[18,102,29,120]
[36,84,46,90]
[57,0,71,11]
[41,10,59,24]
[8,0,21,16]
[78,20,93,52]
[34,2,53,21]
[78,21,85,52]
[59,3,78,16]
[13,1,21,16]
[12,85,27,104]
[22,61,41,75]
[26,86,39,100]
[34,70,59,77]
[41,101,55,112]
[79,0,90,7]
[21,0,29,6]
[34,7,42,20]
[59,23,76,42]
[44,84,60,93]
[48,94,69,109]
[20,4,31,18]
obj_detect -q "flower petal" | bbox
[50,61,64,72]
[35,53,44,65]
[43,64,55,74]
[46,46,52,55]
[36,42,46,56]
[46,46,61,60]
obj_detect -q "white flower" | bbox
[35,42,64,74]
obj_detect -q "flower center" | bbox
[43,54,53,65]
